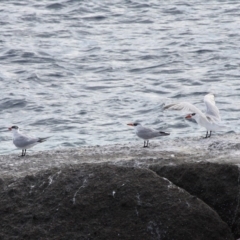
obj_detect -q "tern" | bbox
[164,93,224,138]
[8,126,50,156]
[127,122,170,147]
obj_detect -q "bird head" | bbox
[185,113,197,120]
[8,126,19,131]
[127,123,141,127]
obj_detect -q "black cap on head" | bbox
[127,122,141,127]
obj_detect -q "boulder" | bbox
[150,162,239,239]
[0,163,233,240]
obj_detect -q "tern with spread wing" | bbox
[164,93,224,138]
[8,126,50,156]
[127,122,170,147]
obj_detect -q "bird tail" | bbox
[37,137,51,143]
[159,131,170,136]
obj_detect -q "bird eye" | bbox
[192,113,196,116]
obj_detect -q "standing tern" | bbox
[127,123,170,147]
[163,93,224,138]
[8,126,50,156]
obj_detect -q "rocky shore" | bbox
[1,134,240,239]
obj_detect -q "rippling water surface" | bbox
[1,0,240,154]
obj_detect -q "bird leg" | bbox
[143,140,149,148]
[204,131,209,138]
[21,149,26,157]
[204,131,212,138]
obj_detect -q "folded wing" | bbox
[137,127,168,139]
[13,135,39,148]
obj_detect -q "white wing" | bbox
[204,93,221,121]
[13,134,39,148]
[136,126,169,140]
[163,102,205,118]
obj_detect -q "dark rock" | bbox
[0,177,4,185]
[0,163,233,240]
[150,162,239,239]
